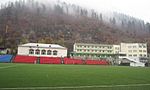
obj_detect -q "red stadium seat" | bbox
[85,60,109,65]
[64,58,83,65]
[13,55,109,65]
[40,57,61,64]
[13,55,37,64]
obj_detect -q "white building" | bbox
[17,43,67,57]
[120,43,147,58]
[119,43,147,67]
[71,43,120,59]
[113,45,120,54]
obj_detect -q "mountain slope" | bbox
[0,0,150,53]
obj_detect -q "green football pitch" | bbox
[0,63,150,90]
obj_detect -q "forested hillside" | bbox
[0,0,150,53]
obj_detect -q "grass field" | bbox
[0,63,150,90]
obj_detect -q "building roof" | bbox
[18,43,67,49]
[74,43,114,46]
[121,43,147,45]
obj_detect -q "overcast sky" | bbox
[0,0,150,22]
[62,0,150,22]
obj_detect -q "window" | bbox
[29,49,34,54]
[140,54,142,57]
[143,50,146,52]
[133,50,137,52]
[115,47,118,50]
[115,51,119,54]
[129,54,132,57]
[139,50,142,52]
[139,45,142,48]
[133,46,137,48]
[108,46,112,49]
[41,50,46,55]
[128,46,132,48]
[128,50,132,53]
[47,50,52,55]
[53,50,58,55]
[35,49,40,55]
[143,45,146,48]
[133,54,137,57]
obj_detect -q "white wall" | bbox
[113,45,120,54]
[130,62,145,67]
[18,47,29,55]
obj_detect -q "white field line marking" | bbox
[1,84,150,90]
[0,65,19,69]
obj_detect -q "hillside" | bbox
[0,0,150,53]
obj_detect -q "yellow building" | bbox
[120,43,147,58]
[71,43,120,59]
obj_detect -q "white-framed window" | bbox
[29,49,34,54]
[139,45,142,48]
[143,45,146,48]
[133,46,137,48]
[47,50,52,55]
[143,50,146,52]
[128,50,132,53]
[128,46,132,48]
[53,50,58,55]
[35,49,40,55]
[140,54,142,57]
[41,50,46,55]
[129,54,132,57]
